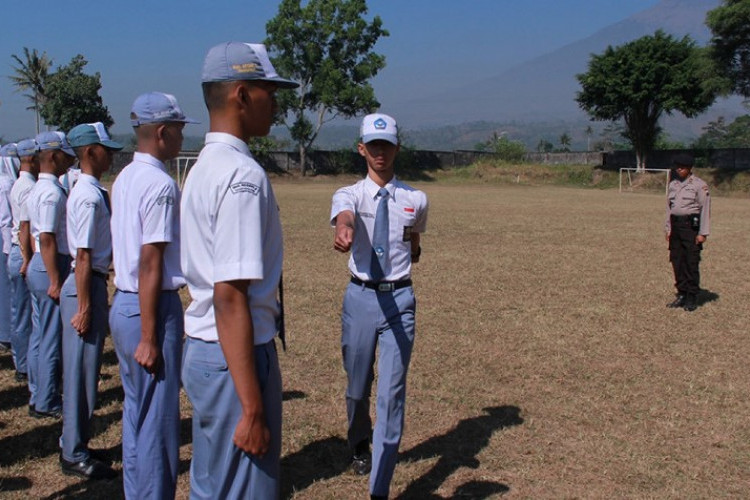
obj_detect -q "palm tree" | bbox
[9,47,53,133]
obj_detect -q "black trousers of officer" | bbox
[669,215,702,296]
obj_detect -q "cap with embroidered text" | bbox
[130,92,199,127]
[16,139,37,158]
[36,131,75,157]
[360,113,398,145]
[0,143,18,158]
[68,122,123,150]
[201,42,299,89]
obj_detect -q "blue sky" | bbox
[0,0,660,140]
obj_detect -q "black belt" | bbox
[670,214,697,222]
[351,276,412,292]
[92,270,108,280]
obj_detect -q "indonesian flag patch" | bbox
[404,207,415,213]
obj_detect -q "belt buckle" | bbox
[377,282,394,292]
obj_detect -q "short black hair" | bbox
[202,81,237,111]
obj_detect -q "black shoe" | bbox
[684,295,698,312]
[352,453,372,475]
[61,457,117,480]
[29,406,62,419]
[15,371,27,382]
[667,294,686,308]
[371,496,387,500]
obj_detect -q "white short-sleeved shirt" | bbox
[111,152,185,292]
[331,176,428,281]
[28,173,68,255]
[1,157,19,180]
[0,174,14,254]
[10,171,36,246]
[60,167,81,194]
[181,132,282,344]
[66,173,112,274]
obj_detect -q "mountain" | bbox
[384,0,744,150]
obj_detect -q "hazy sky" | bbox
[0,0,660,140]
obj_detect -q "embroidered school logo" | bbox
[403,207,415,213]
[230,182,260,195]
[374,118,387,130]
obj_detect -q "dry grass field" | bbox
[1,174,750,499]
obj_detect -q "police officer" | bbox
[110,92,196,499]
[331,113,429,500]
[665,153,710,312]
[181,41,297,499]
[26,131,76,418]
[59,122,122,480]
[8,139,39,384]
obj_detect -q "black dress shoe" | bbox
[15,371,27,382]
[667,294,686,308]
[29,406,62,419]
[683,295,698,312]
[352,453,371,475]
[61,457,117,480]
[371,496,387,500]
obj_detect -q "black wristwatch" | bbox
[411,246,421,259]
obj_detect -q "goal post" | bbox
[175,154,199,190]
[619,168,671,195]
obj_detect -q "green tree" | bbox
[707,0,750,97]
[559,132,572,152]
[9,47,53,133]
[265,0,388,175]
[693,114,750,149]
[481,132,526,162]
[40,54,113,132]
[536,139,554,153]
[576,31,717,170]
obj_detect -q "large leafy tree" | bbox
[9,47,53,133]
[707,0,750,97]
[576,31,717,170]
[40,54,113,132]
[265,0,388,175]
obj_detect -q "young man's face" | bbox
[358,139,399,175]
[89,144,113,175]
[160,122,186,160]
[242,81,278,137]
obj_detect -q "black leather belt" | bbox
[92,270,108,280]
[351,276,412,292]
[670,214,696,222]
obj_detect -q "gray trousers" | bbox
[60,272,108,462]
[0,251,11,344]
[182,337,282,500]
[8,245,31,374]
[342,282,416,498]
[26,252,70,412]
[109,290,183,500]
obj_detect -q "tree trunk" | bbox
[299,143,307,177]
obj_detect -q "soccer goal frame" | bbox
[619,168,670,195]
[175,154,199,190]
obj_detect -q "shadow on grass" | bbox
[282,390,305,402]
[396,405,523,499]
[0,408,121,467]
[280,435,349,499]
[0,475,32,493]
[697,289,719,307]
[0,379,30,412]
[39,475,122,500]
[0,353,15,371]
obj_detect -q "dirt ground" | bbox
[1,180,748,499]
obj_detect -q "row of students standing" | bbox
[0,40,428,500]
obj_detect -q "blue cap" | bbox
[130,92,199,127]
[16,139,38,158]
[201,42,299,88]
[0,143,18,158]
[68,122,123,150]
[360,113,399,145]
[36,131,75,157]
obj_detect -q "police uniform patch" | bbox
[230,182,260,195]
[403,225,413,242]
[156,196,174,206]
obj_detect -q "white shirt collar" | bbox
[133,151,167,173]
[205,132,251,156]
[76,172,102,188]
[364,175,397,200]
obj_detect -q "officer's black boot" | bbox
[683,294,697,312]
[667,294,686,308]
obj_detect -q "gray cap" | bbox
[36,131,75,157]
[131,92,199,127]
[201,42,299,89]
[16,139,38,157]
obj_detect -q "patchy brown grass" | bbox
[1,176,749,499]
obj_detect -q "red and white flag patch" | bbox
[403,207,415,213]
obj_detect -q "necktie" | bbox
[98,187,112,214]
[370,187,390,281]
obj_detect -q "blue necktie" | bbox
[370,187,389,281]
